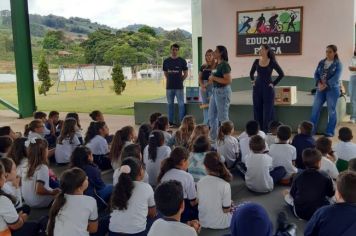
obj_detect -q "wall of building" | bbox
[199,0,355,80]
[191,0,202,83]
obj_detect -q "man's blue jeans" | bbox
[201,82,213,125]
[310,86,340,136]
[209,86,231,141]
[349,75,356,120]
[166,89,185,124]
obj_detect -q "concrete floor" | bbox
[2,109,355,236]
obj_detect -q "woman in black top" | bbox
[198,49,216,125]
[250,44,284,132]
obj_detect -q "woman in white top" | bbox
[55,119,81,164]
[21,139,61,208]
[316,137,339,179]
[197,151,232,229]
[158,147,198,223]
[143,131,171,186]
[47,167,98,236]
[217,121,239,168]
[109,158,156,235]
[110,126,136,170]
[85,121,111,170]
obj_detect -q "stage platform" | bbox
[134,77,350,133]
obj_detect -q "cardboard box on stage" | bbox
[274,86,297,105]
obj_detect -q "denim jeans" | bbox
[310,86,340,136]
[209,86,232,141]
[166,89,185,124]
[349,75,356,119]
[201,81,213,125]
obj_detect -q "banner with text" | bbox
[236,7,303,56]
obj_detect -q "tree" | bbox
[138,25,156,37]
[111,63,126,95]
[42,30,65,49]
[37,55,53,96]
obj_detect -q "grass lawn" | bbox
[0,79,166,115]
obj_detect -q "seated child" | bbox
[188,135,211,182]
[316,137,339,180]
[265,121,282,147]
[158,147,198,223]
[0,126,18,140]
[149,112,162,128]
[89,110,104,122]
[110,126,136,169]
[65,113,83,144]
[47,168,98,236]
[0,136,12,158]
[109,158,156,235]
[85,121,111,170]
[239,120,267,164]
[169,115,195,148]
[153,116,172,145]
[70,146,113,205]
[197,152,232,229]
[6,137,28,176]
[269,125,297,181]
[33,112,54,147]
[305,171,356,236]
[148,180,200,236]
[143,131,171,187]
[55,118,81,164]
[216,121,239,169]
[21,139,60,208]
[137,124,152,155]
[46,111,61,137]
[285,148,335,220]
[334,127,356,171]
[188,124,210,151]
[291,121,315,169]
[0,163,38,236]
[245,135,286,193]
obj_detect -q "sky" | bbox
[0,0,192,32]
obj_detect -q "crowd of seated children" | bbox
[315,137,339,180]
[158,147,198,223]
[265,121,283,147]
[109,126,136,170]
[334,127,356,171]
[216,121,239,169]
[143,131,171,187]
[245,135,286,193]
[269,125,297,184]
[284,148,335,220]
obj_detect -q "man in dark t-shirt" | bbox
[163,43,188,126]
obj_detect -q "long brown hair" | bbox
[7,137,27,166]
[110,126,135,163]
[157,147,189,183]
[217,121,234,143]
[57,118,77,144]
[204,152,232,182]
[326,44,339,60]
[175,115,195,147]
[188,124,209,151]
[47,168,87,236]
[26,139,48,178]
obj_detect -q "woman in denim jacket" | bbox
[311,45,343,137]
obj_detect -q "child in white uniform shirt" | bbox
[85,121,111,170]
[47,168,98,236]
[109,158,156,235]
[334,127,356,171]
[153,116,172,145]
[158,147,198,223]
[316,137,339,180]
[269,125,297,182]
[110,126,136,170]
[143,131,171,187]
[148,180,199,236]
[55,118,81,164]
[217,121,239,168]
[7,137,28,177]
[245,135,286,193]
[21,139,61,208]
[197,152,233,229]
[265,121,282,147]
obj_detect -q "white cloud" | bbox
[0,0,192,32]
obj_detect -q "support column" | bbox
[10,0,36,118]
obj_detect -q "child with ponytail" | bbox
[21,138,60,208]
[217,121,239,168]
[109,158,156,235]
[47,167,98,236]
[143,130,171,187]
[158,147,198,223]
[110,126,136,169]
[197,151,232,229]
[85,121,111,170]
